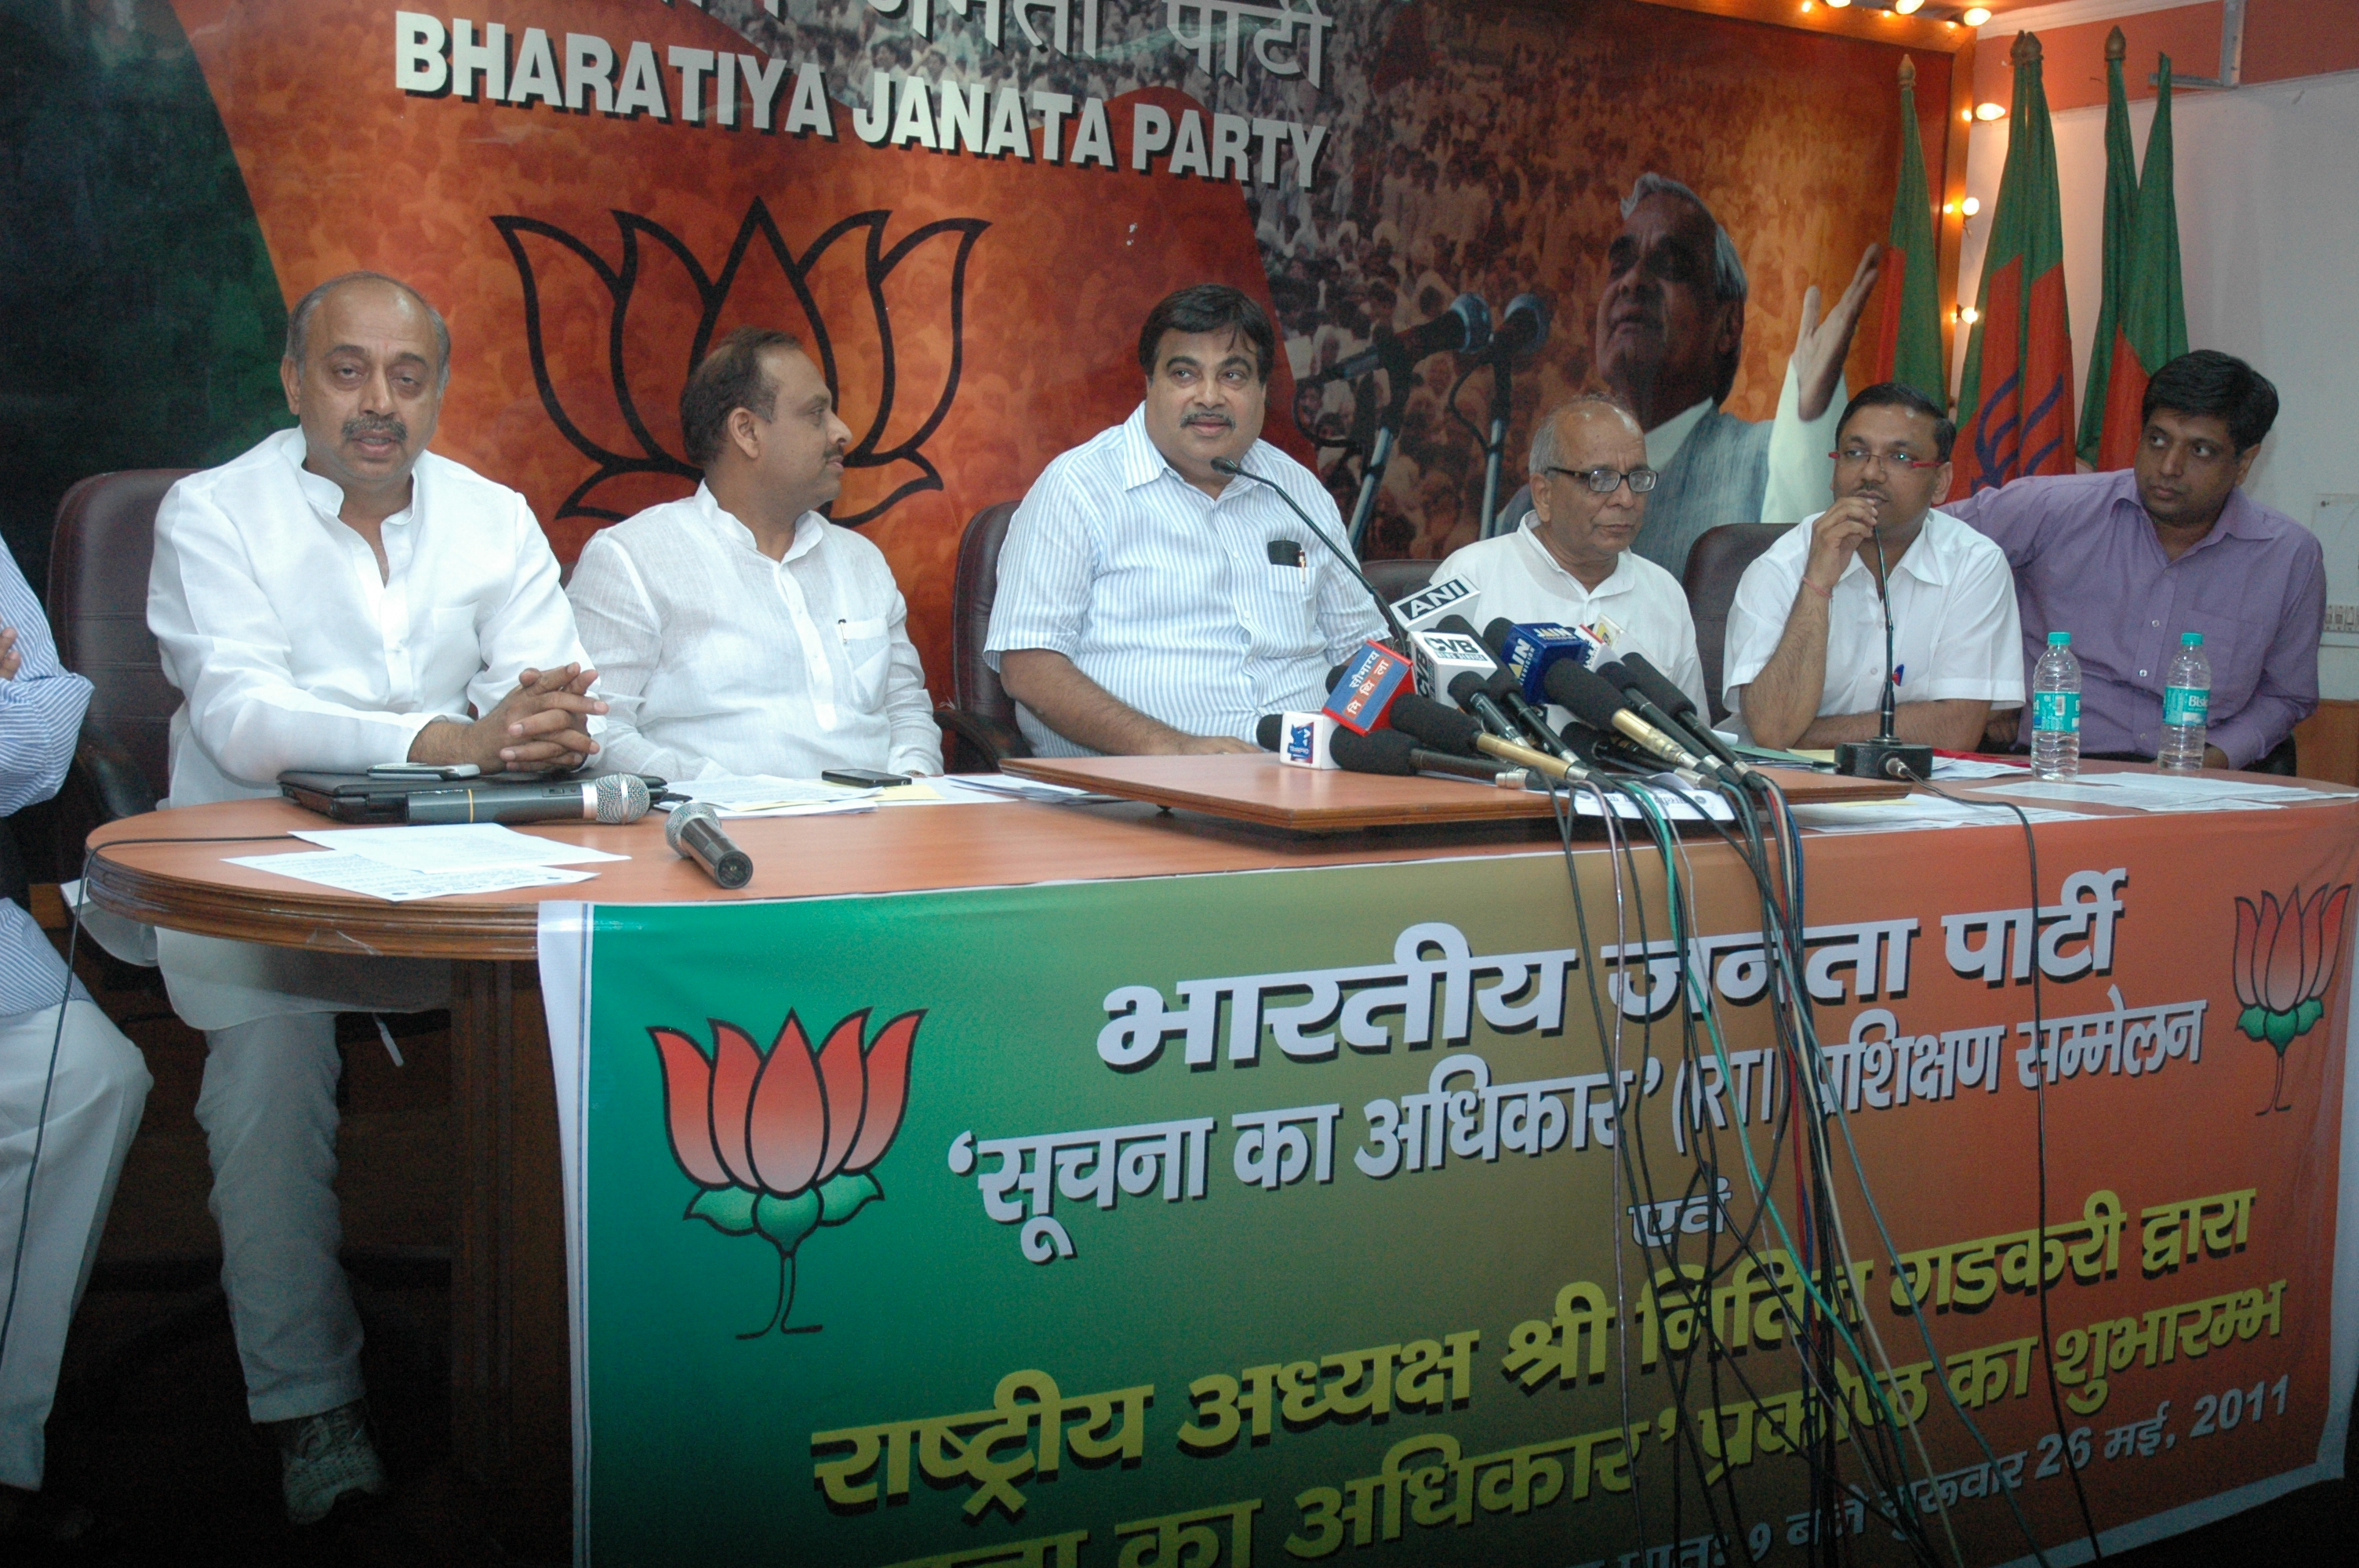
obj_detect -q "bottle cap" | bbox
[2182,632,2202,646]
[2048,631,2071,646]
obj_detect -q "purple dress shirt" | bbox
[1944,470,2323,767]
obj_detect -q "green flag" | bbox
[1873,55,1946,407]
[2098,53,2191,468]
[1954,31,2077,493]
[2077,27,2138,466]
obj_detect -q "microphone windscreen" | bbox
[592,773,653,825]
[1256,713,1284,751]
[1326,726,1419,776]
[1594,659,1639,694]
[1389,693,1483,754]
[1480,617,1517,659]
[1434,614,1480,641]
[1447,670,1495,711]
[664,797,719,850]
[1615,652,1694,717]
[1325,662,1350,691]
[1543,660,1633,731]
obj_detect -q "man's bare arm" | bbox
[998,649,1256,757]
[1734,586,1835,750]
[1796,700,1994,751]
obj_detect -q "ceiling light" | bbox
[1895,0,1924,14]
[1825,0,1851,9]
[1963,6,1993,24]
[1957,306,1981,325]
[1976,100,2006,120]
[1961,195,1982,215]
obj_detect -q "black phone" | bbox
[822,768,912,789]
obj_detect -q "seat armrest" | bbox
[932,707,1031,774]
[76,735,160,824]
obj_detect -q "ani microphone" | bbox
[406,773,650,826]
[665,800,754,889]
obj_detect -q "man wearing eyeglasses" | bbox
[1723,383,2023,751]
[1435,396,1708,719]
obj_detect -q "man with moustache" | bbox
[989,284,1386,755]
[1433,394,1708,718]
[1590,173,1881,576]
[568,327,943,780]
[147,271,603,1525]
[1943,351,2320,768]
[1723,383,2023,750]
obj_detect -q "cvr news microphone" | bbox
[1212,458,1407,648]
[407,773,651,826]
[666,800,754,889]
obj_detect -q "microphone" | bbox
[1610,652,1756,779]
[1485,293,1550,362]
[1597,661,1759,789]
[1480,617,1598,709]
[1211,458,1407,647]
[665,800,754,889]
[1544,661,1725,782]
[1329,725,1526,787]
[1445,670,1521,742]
[1834,521,1934,781]
[406,773,651,826]
[1387,692,1486,755]
[1318,294,1493,382]
[1435,615,1570,758]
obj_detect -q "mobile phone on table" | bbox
[821,768,911,789]
[369,762,482,780]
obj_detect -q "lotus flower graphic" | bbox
[652,1009,921,1335]
[494,200,986,526]
[2232,886,2350,1115]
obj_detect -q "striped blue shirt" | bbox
[984,405,1385,756]
[0,539,93,1016]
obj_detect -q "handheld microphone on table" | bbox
[1608,652,1757,781]
[1210,458,1407,648]
[665,800,754,889]
[1834,521,1935,782]
[1439,616,1569,757]
[1310,293,1493,384]
[406,773,651,826]
[1543,662,1718,787]
[1328,725,1527,788]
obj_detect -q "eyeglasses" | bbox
[1831,447,1943,471]
[1545,466,1659,495]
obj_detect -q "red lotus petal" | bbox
[650,1028,728,1188]
[2299,887,2329,1005]
[2263,892,2307,1014]
[748,1014,827,1196]
[2233,898,2261,1009]
[2311,885,2354,1004]
[811,1011,872,1184]
[841,1011,922,1174]
[709,1022,765,1189]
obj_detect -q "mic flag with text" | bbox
[1322,641,1412,735]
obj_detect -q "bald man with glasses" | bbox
[1434,394,1710,720]
[1724,382,2023,750]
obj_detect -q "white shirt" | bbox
[151,428,594,805]
[148,427,591,1028]
[566,485,943,781]
[1433,523,1709,720]
[985,405,1386,757]
[1721,506,2026,739]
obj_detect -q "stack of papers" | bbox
[1789,794,2081,835]
[1978,772,2337,812]
[663,775,883,818]
[229,824,629,902]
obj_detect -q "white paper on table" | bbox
[1932,757,2032,780]
[1979,777,2303,811]
[294,824,630,871]
[667,775,882,816]
[1556,777,1736,822]
[1790,796,2081,833]
[228,851,598,902]
[948,775,1129,805]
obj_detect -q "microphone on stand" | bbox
[1834,520,1935,782]
[1310,294,1493,383]
[665,801,754,889]
[1212,457,1407,648]
[406,773,651,826]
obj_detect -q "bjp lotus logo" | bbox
[2232,887,2350,1115]
[494,199,985,526]
[652,1010,921,1335]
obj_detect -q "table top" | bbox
[85,765,2357,962]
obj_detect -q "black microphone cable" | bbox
[1209,458,1408,647]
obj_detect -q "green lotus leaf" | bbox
[2264,1009,2299,1051]
[2295,997,2325,1036]
[817,1170,883,1227]
[2237,1004,2269,1042]
[754,1189,823,1252]
[688,1185,759,1236]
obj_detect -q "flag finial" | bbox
[2105,26,2126,63]
[1899,54,1916,88]
[2012,31,2042,67]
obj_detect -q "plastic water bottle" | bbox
[2030,631,2081,780]
[2158,632,2211,771]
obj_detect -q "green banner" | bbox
[563,829,2354,1567]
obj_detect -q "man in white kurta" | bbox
[567,328,943,781]
[1435,396,1708,731]
[147,274,602,1523]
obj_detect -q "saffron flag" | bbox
[2076,27,2139,466]
[2096,53,2191,470]
[1954,32,2076,494]
[1873,55,1947,407]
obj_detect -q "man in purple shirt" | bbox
[1945,351,2321,769]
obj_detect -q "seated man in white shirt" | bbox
[567,327,943,780]
[1723,383,2023,750]
[1433,394,1708,720]
[987,284,1386,756]
[148,272,604,1525]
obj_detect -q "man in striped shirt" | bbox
[987,285,1385,756]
